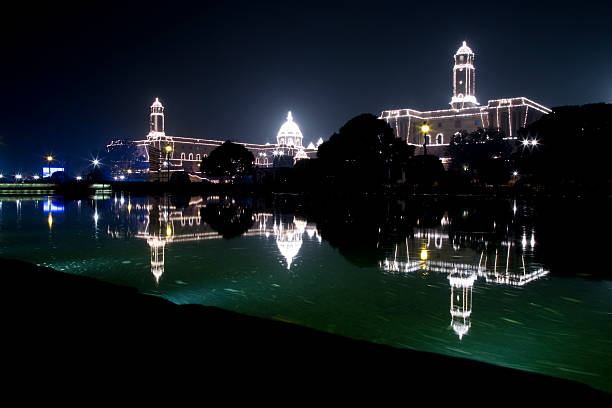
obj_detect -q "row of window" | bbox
[179,153,207,161]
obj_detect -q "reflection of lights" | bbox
[530,232,535,248]
[48,213,53,229]
[420,249,428,261]
[166,225,172,236]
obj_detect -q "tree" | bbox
[514,103,612,194]
[201,141,255,178]
[316,113,410,187]
[447,127,512,186]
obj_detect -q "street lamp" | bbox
[421,122,430,156]
[165,145,173,182]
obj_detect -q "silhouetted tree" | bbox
[317,114,410,188]
[201,141,255,178]
[514,103,612,194]
[447,127,512,186]
[200,200,254,239]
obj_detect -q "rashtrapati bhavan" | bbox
[379,41,551,157]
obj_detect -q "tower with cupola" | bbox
[450,41,479,109]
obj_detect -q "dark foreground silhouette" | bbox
[3,258,608,402]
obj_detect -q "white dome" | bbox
[456,41,473,55]
[277,111,303,147]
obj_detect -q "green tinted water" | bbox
[0,195,610,393]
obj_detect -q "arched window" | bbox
[196,154,201,161]
[181,153,186,160]
[436,134,443,144]
[189,153,193,160]
[425,135,431,145]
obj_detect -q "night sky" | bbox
[2,0,611,175]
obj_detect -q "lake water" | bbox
[0,193,610,393]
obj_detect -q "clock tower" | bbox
[450,41,479,109]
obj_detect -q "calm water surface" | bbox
[0,194,610,392]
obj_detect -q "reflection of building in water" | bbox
[448,271,476,340]
[107,196,321,282]
[380,228,548,340]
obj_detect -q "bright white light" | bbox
[76,176,82,181]
[113,176,118,180]
[530,139,538,146]
[163,161,168,167]
[0,174,3,178]
[15,174,22,179]
[92,159,100,167]
[119,175,125,180]
[33,175,40,180]
[513,171,519,176]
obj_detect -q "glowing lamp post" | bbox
[421,122,430,156]
[165,145,173,182]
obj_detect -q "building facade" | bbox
[107,99,318,180]
[379,41,551,157]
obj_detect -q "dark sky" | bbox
[1,0,611,175]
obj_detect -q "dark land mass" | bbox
[3,258,609,402]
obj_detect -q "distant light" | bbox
[119,175,125,180]
[512,171,519,176]
[92,159,100,167]
[531,139,538,146]
[522,139,530,146]
[163,161,168,167]
[165,145,173,153]
[15,174,22,179]
[166,225,172,236]
[48,213,53,229]
[33,175,40,180]
[47,156,53,162]
[421,122,430,133]
[420,249,428,261]
[113,176,118,180]
[0,174,3,178]
[127,169,132,174]
[76,176,82,181]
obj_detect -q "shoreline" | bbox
[3,258,609,399]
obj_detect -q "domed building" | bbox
[273,111,317,166]
[277,111,303,149]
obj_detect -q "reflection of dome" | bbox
[277,111,303,148]
[456,41,473,55]
[276,231,303,269]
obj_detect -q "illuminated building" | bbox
[106,101,318,179]
[379,41,551,157]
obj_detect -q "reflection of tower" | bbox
[448,270,476,340]
[148,236,165,284]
